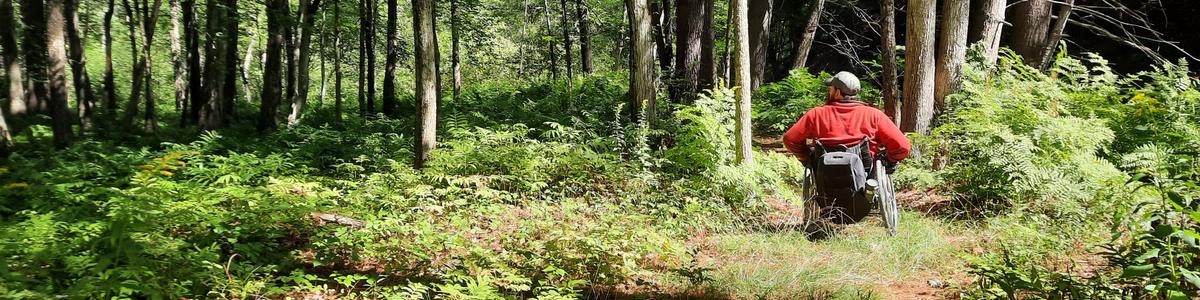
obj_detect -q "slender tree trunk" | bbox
[47,0,73,147]
[413,0,439,168]
[672,0,703,103]
[934,0,967,117]
[576,0,593,73]
[141,0,166,132]
[318,9,327,105]
[520,0,529,76]
[451,0,463,98]
[183,0,201,125]
[0,104,10,157]
[366,0,376,116]
[542,0,558,79]
[121,0,142,126]
[650,0,671,72]
[103,0,117,115]
[288,0,321,126]
[66,0,96,133]
[170,0,185,115]
[969,0,1005,65]
[199,0,228,129]
[357,0,366,116]
[697,0,714,90]
[900,0,935,134]
[21,0,50,115]
[627,0,656,124]
[559,0,573,83]
[242,12,262,105]
[722,0,731,80]
[1037,0,1073,71]
[220,0,237,125]
[1,0,26,117]
[732,0,752,163]
[1010,0,1051,66]
[383,0,398,115]
[260,0,285,131]
[791,0,823,69]
[333,0,341,121]
[747,0,770,91]
[880,0,899,122]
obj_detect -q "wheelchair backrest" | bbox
[810,138,871,196]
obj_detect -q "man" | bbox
[782,71,911,171]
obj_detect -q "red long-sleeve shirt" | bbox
[782,102,911,162]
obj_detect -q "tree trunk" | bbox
[366,0,376,116]
[46,0,73,147]
[242,12,262,105]
[968,0,1005,65]
[542,0,558,79]
[103,0,117,114]
[791,0,823,69]
[383,0,398,115]
[141,0,166,132]
[0,0,26,117]
[559,0,574,84]
[650,0,671,73]
[199,0,228,129]
[576,0,593,73]
[733,0,752,163]
[170,0,185,116]
[183,0,201,125]
[900,0,935,134]
[413,0,439,168]
[672,0,704,103]
[357,0,366,116]
[880,0,899,122]
[452,0,464,98]
[318,9,327,105]
[21,0,50,115]
[627,0,656,124]
[1010,0,1051,66]
[934,0,968,117]
[333,0,341,121]
[721,0,731,80]
[697,0,714,90]
[66,0,96,133]
[0,104,11,157]
[260,0,285,131]
[287,0,319,126]
[120,0,142,126]
[1037,0,1073,71]
[221,0,237,126]
[747,0,770,91]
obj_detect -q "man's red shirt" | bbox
[781,101,911,162]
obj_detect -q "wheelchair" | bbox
[801,137,899,235]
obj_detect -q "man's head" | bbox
[825,71,861,102]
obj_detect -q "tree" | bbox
[0,104,10,157]
[66,0,96,132]
[747,0,770,91]
[671,0,705,103]
[103,0,117,113]
[288,0,321,126]
[0,0,25,117]
[183,0,201,125]
[627,0,656,124]
[968,0,1005,64]
[934,0,968,116]
[21,0,50,115]
[697,0,714,90]
[790,0,823,69]
[542,0,558,79]
[451,0,462,98]
[1011,0,1051,65]
[260,0,286,131]
[879,0,899,121]
[575,0,593,73]
[199,0,234,130]
[559,0,573,81]
[413,0,438,168]
[357,0,367,116]
[332,0,342,120]
[366,0,377,115]
[1037,0,1074,70]
[46,0,73,147]
[650,0,671,72]
[170,0,186,119]
[383,0,398,115]
[732,0,752,163]
[900,0,935,134]
[242,12,262,105]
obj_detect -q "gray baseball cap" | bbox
[824,71,861,96]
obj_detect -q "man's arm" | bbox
[782,115,812,161]
[875,113,911,162]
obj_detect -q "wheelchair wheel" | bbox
[875,160,900,235]
[801,168,820,223]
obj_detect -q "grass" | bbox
[655,211,965,299]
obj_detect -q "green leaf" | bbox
[1183,270,1200,289]
[1121,264,1155,278]
[1135,248,1160,261]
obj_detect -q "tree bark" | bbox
[260,0,285,131]
[288,0,320,126]
[357,0,367,116]
[383,0,398,115]
[733,0,752,163]
[46,0,73,147]
[183,0,201,125]
[318,9,327,106]
[1010,0,1052,66]
[452,0,463,98]
[242,12,262,105]
[120,0,143,126]
[170,0,186,116]
[576,0,593,73]
[747,0,770,91]
[199,0,229,129]
[790,0,823,69]
[0,104,10,157]
[650,0,671,73]
[880,0,899,122]
[21,0,50,115]
[900,0,935,134]
[0,0,26,117]
[1037,0,1073,71]
[221,0,237,126]
[66,0,96,133]
[968,0,1005,65]
[934,0,968,117]
[140,0,166,132]
[413,0,439,168]
[559,0,573,82]
[333,0,342,121]
[366,0,376,116]
[672,0,704,103]
[697,0,714,90]
[627,0,657,124]
[542,0,558,79]
[103,0,117,114]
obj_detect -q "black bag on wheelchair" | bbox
[809,137,873,224]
